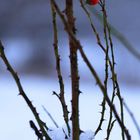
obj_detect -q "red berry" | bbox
[86,0,99,5]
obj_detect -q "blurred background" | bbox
[0,0,140,140]
[0,0,140,85]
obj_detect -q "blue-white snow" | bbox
[0,75,140,140]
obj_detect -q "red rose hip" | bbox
[86,0,99,5]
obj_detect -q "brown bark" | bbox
[65,0,80,140]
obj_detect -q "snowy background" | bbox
[1,76,140,139]
[0,0,140,139]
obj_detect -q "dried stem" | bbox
[50,1,70,136]
[0,1,135,139]
[50,0,131,139]
[29,120,43,140]
[65,0,80,139]
[0,41,51,140]
[116,81,125,140]
[100,1,117,139]
[79,1,107,135]
[79,0,125,138]
[101,2,125,139]
[79,0,105,51]
[90,8,140,60]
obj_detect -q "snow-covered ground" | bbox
[0,76,140,140]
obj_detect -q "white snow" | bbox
[0,75,140,140]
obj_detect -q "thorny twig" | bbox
[0,0,135,139]
[0,41,51,140]
[88,7,140,60]
[29,120,43,140]
[101,1,125,139]
[50,1,70,136]
[79,0,107,135]
[79,0,126,138]
[65,0,80,139]
[50,0,131,139]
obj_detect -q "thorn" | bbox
[78,90,82,94]
[18,92,21,96]
[103,118,106,121]
[52,91,59,98]
[70,115,72,121]
[7,67,10,71]
[80,129,84,134]
[62,9,66,14]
